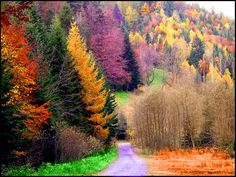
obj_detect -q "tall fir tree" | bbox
[187,36,205,68]
[123,33,141,91]
[163,1,174,17]
[47,15,86,129]
[0,57,19,167]
[58,2,73,35]
[67,21,118,142]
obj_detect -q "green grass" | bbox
[115,69,165,106]
[115,91,129,106]
[150,68,166,87]
[4,147,118,176]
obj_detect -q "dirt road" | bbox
[98,142,147,176]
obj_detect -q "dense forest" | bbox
[0,1,235,176]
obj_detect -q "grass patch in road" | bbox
[115,91,129,106]
[4,147,118,176]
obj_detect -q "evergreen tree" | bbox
[163,1,174,17]
[145,32,151,44]
[123,33,141,91]
[0,59,18,167]
[25,4,52,105]
[48,16,67,79]
[58,2,73,35]
[47,15,86,128]
[187,36,205,68]
[67,21,118,142]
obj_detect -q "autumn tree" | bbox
[198,59,210,82]
[134,45,160,85]
[141,3,150,16]
[2,22,51,137]
[46,15,86,130]
[1,22,51,171]
[0,1,32,27]
[124,5,138,26]
[67,21,118,142]
[85,3,131,89]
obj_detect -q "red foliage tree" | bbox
[1,1,32,26]
[85,3,131,88]
[2,23,51,139]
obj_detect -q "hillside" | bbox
[1,1,235,176]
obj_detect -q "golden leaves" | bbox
[67,21,111,140]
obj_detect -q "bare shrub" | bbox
[55,125,103,162]
[131,81,235,153]
[203,82,235,149]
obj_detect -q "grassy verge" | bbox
[4,146,118,176]
[115,91,129,106]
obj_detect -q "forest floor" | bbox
[143,148,235,176]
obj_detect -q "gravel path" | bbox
[98,142,147,176]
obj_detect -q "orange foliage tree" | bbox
[67,21,113,140]
[1,23,51,139]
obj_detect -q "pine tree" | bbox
[145,32,151,44]
[47,15,87,129]
[67,21,117,141]
[163,1,174,17]
[25,4,52,105]
[187,35,205,68]
[123,33,141,91]
[0,58,18,166]
[58,2,73,35]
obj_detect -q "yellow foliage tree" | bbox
[67,21,112,140]
[181,60,196,74]
[125,6,137,25]
[196,30,204,41]
[206,63,222,83]
[129,32,144,47]
[222,69,234,88]
[174,37,190,61]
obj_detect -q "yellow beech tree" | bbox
[222,69,234,89]
[125,6,137,25]
[206,63,222,83]
[67,21,112,140]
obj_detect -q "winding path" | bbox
[98,142,147,176]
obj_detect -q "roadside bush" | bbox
[55,126,104,162]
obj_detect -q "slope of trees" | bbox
[1,1,235,174]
